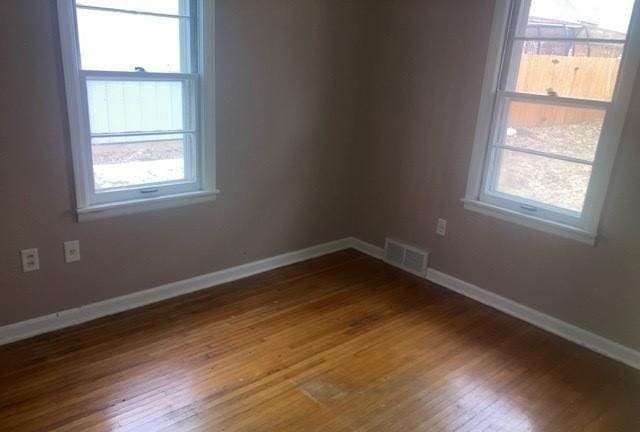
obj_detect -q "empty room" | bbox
[1,0,639,430]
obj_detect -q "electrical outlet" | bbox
[436,218,447,236]
[20,248,40,272]
[64,240,81,263]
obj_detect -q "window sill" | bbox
[462,198,597,246]
[76,190,220,222]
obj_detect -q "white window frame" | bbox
[464,0,640,245]
[57,0,217,221]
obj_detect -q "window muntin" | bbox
[478,0,637,230]
[500,101,605,161]
[76,0,187,16]
[66,0,203,206]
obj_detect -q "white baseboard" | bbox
[425,269,640,370]
[349,237,384,259]
[350,238,640,371]
[3,235,638,371]
[0,238,352,346]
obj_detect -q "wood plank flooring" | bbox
[1,250,638,431]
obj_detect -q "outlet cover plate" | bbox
[64,240,81,263]
[21,248,40,272]
[437,219,447,236]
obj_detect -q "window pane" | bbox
[519,0,634,39]
[77,8,189,72]
[92,134,191,190]
[506,41,623,100]
[501,101,605,161]
[76,0,187,16]
[493,149,592,213]
[86,79,192,134]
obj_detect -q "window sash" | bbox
[463,0,640,242]
[475,0,637,230]
[58,0,215,218]
[480,92,606,226]
[480,153,590,225]
[70,0,201,205]
[80,73,201,204]
[487,91,609,164]
[501,2,629,101]
[75,5,195,74]
[81,70,198,79]
[82,71,199,137]
[497,90,612,111]
[91,130,197,139]
[90,134,199,204]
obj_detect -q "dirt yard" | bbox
[498,121,601,212]
[89,126,601,211]
[92,140,183,165]
[92,140,184,190]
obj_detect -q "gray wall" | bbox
[1,1,638,353]
[353,0,640,351]
[0,0,363,325]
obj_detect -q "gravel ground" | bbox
[92,140,183,165]
[496,151,592,212]
[92,140,184,190]
[506,122,601,161]
[94,159,184,190]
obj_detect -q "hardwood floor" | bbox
[0,250,638,431]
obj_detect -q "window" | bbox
[465,0,640,244]
[57,0,216,220]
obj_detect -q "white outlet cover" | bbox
[437,218,447,236]
[21,248,40,272]
[64,240,81,263]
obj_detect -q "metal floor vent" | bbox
[383,238,430,277]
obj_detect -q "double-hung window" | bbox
[465,0,640,244]
[57,0,216,220]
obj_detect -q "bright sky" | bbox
[529,0,636,33]
[76,1,185,72]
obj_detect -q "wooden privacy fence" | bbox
[510,54,621,128]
